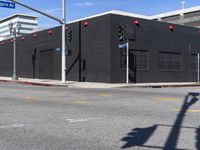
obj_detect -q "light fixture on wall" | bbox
[133,20,140,27]
[168,25,174,31]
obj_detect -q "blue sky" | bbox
[0,0,200,28]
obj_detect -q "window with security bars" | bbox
[159,52,182,71]
[190,54,198,71]
[120,49,149,70]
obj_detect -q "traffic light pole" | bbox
[61,0,66,83]
[9,0,66,83]
[126,41,129,84]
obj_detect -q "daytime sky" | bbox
[0,0,200,28]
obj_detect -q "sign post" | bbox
[126,42,129,84]
[119,42,129,84]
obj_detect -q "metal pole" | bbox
[12,32,18,80]
[79,21,82,82]
[10,0,66,83]
[198,53,199,82]
[9,0,62,24]
[61,0,66,83]
[126,42,129,84]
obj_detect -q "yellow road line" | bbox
[97,93,112,97]
[154,97,181,101]
[174,109,200,113]
[24,96,37,100]
[69,100,90,105]
[56,92,66,96]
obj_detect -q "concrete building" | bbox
[0,10,200,83]
[0,14,38,41]
[151,6,200,28]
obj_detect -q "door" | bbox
[39,49,54,79]
[129,51,136,83]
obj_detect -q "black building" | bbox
[0,11,200,83]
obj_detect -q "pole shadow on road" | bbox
[121,92,199,149]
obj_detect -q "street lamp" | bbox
[9,21,21,80]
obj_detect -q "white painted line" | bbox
[0,123,25,129]
[66,119,89,123]
[65,118,103,123]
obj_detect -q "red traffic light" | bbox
[1,42,4,46]
[83,21,89,27]
[168,25,174,31]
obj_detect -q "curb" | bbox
[1,79,200,88]
[0,79,54,87]
[121,83,200,88]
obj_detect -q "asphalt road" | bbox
[0,82,200,150]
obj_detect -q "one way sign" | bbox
[0,0,15,9]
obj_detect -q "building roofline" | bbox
[67,6,200,24]
[0,14,37,23]
[67,10,150,24]
[151,6,200,19]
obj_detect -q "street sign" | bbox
[119,43,127,49]
[0,0,15,9]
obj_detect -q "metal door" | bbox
[39,49,54,79]
[129,51,136,83]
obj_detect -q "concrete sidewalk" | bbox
[0,76,200,88]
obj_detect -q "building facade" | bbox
[0,14,38,41]
[0,12,200,83]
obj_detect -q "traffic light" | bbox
[118,26,125,42]
[68,30,72,42]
